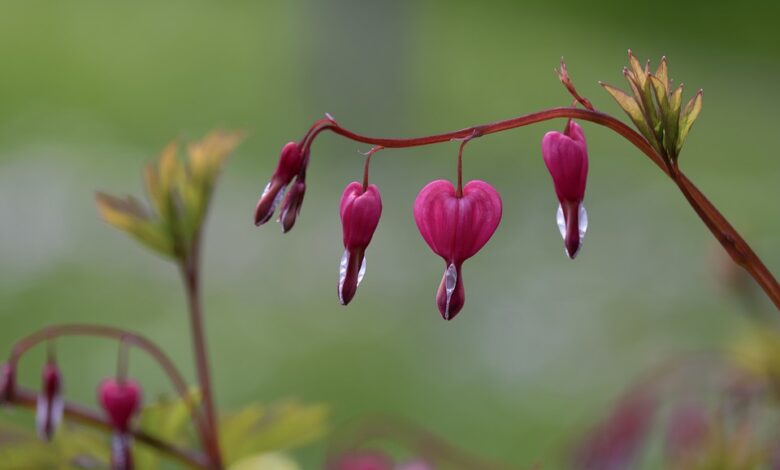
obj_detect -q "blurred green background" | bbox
[1,0,778,467]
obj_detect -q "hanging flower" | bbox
[98,378,142,470]
[255,142,308,227]
[338,182,382,305]
[36,361,63,441]
[413,180,502,320]
[542,119,589,259]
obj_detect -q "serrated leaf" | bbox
[95,192,175,257]
[677,90,703,153]
[601,82,662,153]
[220,401,328,465]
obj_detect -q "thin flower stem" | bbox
[301,107,780,310]
[7,323,211,453]
[6,386,209,469]
[181,230,223,469]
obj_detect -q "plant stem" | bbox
[302,107,780,310]
[8,323,212,458]
[7,386,209,469]
[181,231,223,469]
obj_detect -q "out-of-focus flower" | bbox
[573,390,657,470]
[255,142,308,227]
[541,119,588,259]
[413,179,502,320]
[98,378,142,470]
[36,361,63,441]
[664,403,711,465]
[338,182,382,305]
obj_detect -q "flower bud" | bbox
[36,361,63,441]
[413,179,502,320]
[542,119,589,259]
[338,182,382,305]
[255,142,306,226]
[278,178,306,233]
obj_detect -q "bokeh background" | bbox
[1,0,778,467]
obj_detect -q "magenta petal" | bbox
[542,121,588,203]
[414,179,502,318]
[278,179,306,233]
[254,141,305,226]
[413,180,502,263]
[98,379,142,433]
[36,362,63,441]
[338,182,382,304]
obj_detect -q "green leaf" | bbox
[220,400,329,465]
[0,418,109,469]
[95,192,175,257]
[135,389,201,470]
[654,56,669,91]
[229,452,300,470]
[601,82,662,153]
[677,89,703,153]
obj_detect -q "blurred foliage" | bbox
[96,131,242,260]
[0,392,326,469]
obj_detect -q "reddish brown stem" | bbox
[302,107,779,310]
[6,386,209,469]
[181,230,223,469]
[7,323,211,453]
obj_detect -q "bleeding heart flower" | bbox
[414,179,502,320]
[255,141,308,227]
[36,361,63,441]
[542,119,589,259]
[98,379,142,433]
[98,378,142,470]
[338,182,382,305]
[278,178,306,233]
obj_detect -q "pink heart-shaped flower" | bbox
[98,378,142,433]
[414,179,502,320]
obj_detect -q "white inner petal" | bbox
[338,250,367,304]
[444,263,457,315]
[556,203,588,241]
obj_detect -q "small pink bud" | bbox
[278,178,306,233]
[542,119,589,259]
[255,142,307,226]
[327,451,394,470]
[0,362,16,403]
[338,182,382,305]
[414,179,502,320]
[36,361,63,441]
[98,379,142,433]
